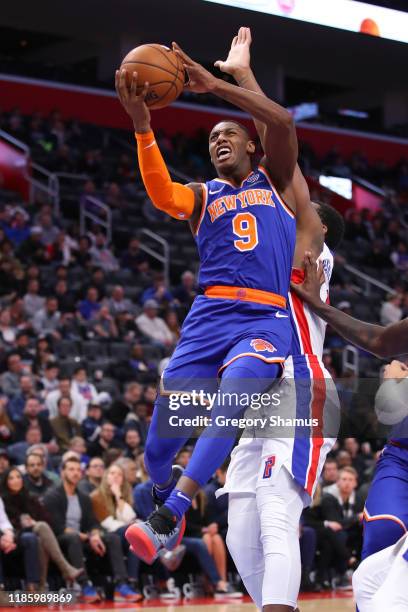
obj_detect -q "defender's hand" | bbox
[214,27,252,80]
[172,43,218,94]
[383,360,408,380]
[115,69,151,133]
[290,252,324,307]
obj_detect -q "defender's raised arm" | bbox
[292,252,408,358]
[173,42,298,198]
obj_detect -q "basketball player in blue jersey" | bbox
[293,255,408,609]
[116,40,311,568]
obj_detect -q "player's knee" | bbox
[363,519,405,558]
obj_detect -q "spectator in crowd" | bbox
[0,309,17,347]
[68,437,89,467]
[5,210,30,247]
[37,213,59,247]
[77,456,105,496]
[17,227,48,265]
[14,397,53,444]
[14,330,34,363]
[23,279,45,319]
[143,384,157,416]
[32,297,61,340]
[390,241,408,272]
[380,293,402,325]
[112,344,157,384]
[123,428,142,460]
[319,467,364,588]
[75,236,92,269]
[89,305,118,339]
[106,286,134,316]
[0,496,17,588]
[1,352,24,398]
[46,377,87,424]
[81,403,103,445]
[0,396,14,446]
[141,273,173,307]
[106,382,142,426]
[136,300,173,351]
[90,463,142,600]
[26,443,60,484]
[43,456,136,602]
[124,401,150,445]
[8,426,45,465]
[81,267,107,301]
[204,462,229,539]
[71,367,99,407]
[78,287,101,321]
[1,466,82,589]
[50,397,82,453]
[321,457,339,490]
[88,422,122,458]
[164,310,181,343]
[175,447,192,469]
[303,485,350,590]
[54,280,77,314]
[0,483,40,590]
[183,489,240,597]
[173,270,198,307]
[120,238,146,274]
[39,361,60,398]
[23,452,54,499]
[343,438,371,484]
[32,337,56,376]
[90,232,119,273]
[0,449,11,476]
[116,457,138,488]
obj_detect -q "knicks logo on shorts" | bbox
[263,455,276,479]
[250,338,277,353]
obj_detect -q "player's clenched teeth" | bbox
[216,146,232,160]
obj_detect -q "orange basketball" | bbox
[120,44,185,110]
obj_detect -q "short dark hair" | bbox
[57,396,72,408]
[211,120,251,140]
[62,455,81,470]
[314,201,345,250]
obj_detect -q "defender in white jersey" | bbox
[214,28,345,610]
[218,238,343,611]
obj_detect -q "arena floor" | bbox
[11,593,354,611]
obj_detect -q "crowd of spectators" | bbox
[0,107,406,599]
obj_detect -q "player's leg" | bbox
[227,492,264,610]
[352,540,395,612]
[370,534,408,611]
[257,467,304,611]
[362,445,408,559]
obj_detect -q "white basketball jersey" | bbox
[288,243,333,359]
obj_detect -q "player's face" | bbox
[312,202,327,237]
[209,122,254,174]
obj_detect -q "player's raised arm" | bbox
[173,43,298,198]
[292,252,408,358]
[215,28,319,227]
[115,69,202,224]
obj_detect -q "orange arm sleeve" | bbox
[135,131,195,220]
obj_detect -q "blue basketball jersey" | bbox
[195,166,296,298]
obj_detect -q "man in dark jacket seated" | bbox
[43,456,139,602]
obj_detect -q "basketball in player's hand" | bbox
[120,44,185,109]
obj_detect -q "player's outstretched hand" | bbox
[214,26,252,80]
[172,42,218,94]
[290,251,324,307]
[383,360,408,380]
[115,69,151,133]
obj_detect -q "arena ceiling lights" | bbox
[203,0,408,44]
